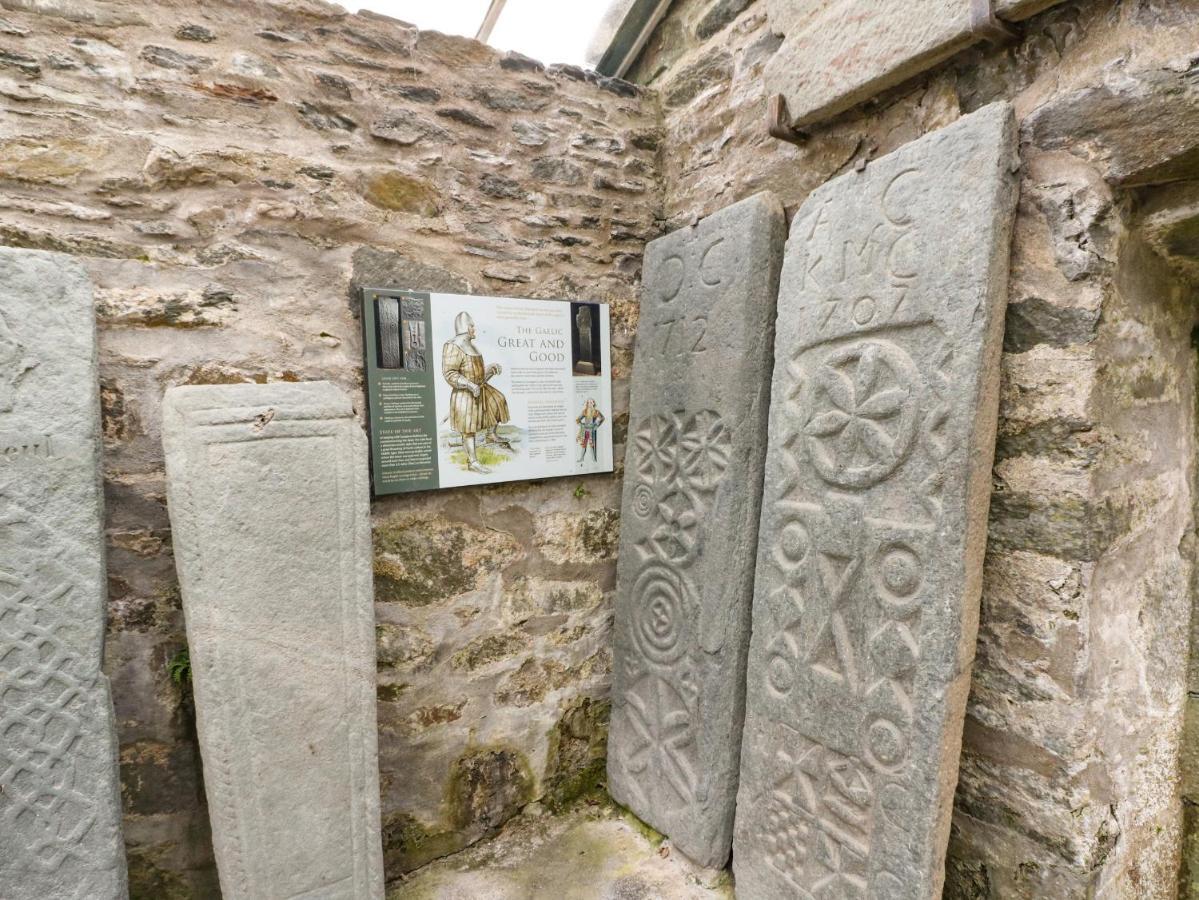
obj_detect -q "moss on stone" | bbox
[579,507,620,559]
[381,811,464,874]
[125,844,197,900]
[449,632,530,672]
[364,172,441,215]
[372,515,519,607]
[447,744,536,833]
[543,697,610,812]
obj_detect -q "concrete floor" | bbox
[388,798,734,900]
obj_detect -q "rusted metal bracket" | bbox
[971,0,1019,45]
[768,94,808,146]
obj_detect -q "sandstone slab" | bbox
[608,192,785,867]
[0,248,128,899]
[732,103,1019,897]
[764,0,981,129]
[163,382,383,900]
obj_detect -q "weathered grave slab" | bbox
[764,0,982,129]
[608,192,785,868]
[0,248,128,900]
[995,0,1065,21]
[732,103,1019,898]
[163,382,384,900]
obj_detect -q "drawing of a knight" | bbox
[441,311,511,473]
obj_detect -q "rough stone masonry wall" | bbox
[630,0,1199,896]
[0,0,662,893]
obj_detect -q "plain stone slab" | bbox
[163,382,384,900]
[764,0,981,129]
[608,191,785,868]
[0,249,128,900]
[733,103,1018,898]
[995,0,1066,21]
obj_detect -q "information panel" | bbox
[361,288,614,495]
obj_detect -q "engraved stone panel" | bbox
[733,103,1019,898]
[608,192,785,868]
[162,382,384,900]
[0,248,128,900]
[994,0,1065,21]
[764,0,980,129]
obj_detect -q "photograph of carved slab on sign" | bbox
[607,192,785,868]
[732,102,1019,899]
[764,0,983,129]
[162,382,383,900]
[0,248,128,900]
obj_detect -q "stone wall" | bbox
[0,0,661,893]
[629,0,1199,895]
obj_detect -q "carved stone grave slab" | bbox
[607,192,785,867]
[733,103,1019,898]
[0,248,128,900]
[163,382,384,900]
[764,0,982,129]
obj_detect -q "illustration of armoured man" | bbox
[442,311,511,473]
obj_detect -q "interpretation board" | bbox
[607,192,785,868]
[361,289,613,495]
[733,103,1019,898]
[0,248,128,900]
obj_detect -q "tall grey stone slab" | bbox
[0,249,128,900]
[162,382,384,900]
[608,192,785,868]
[764,0,982,129]
[733,103,1018,898]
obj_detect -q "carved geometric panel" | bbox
[608,192,785,868]
[734,104,1019,898]
[0,248,128,900]
[162,382,383,900]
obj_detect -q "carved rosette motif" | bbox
[621,409,730,814]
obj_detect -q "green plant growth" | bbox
[573,483,589,500]
[166,647,191,685]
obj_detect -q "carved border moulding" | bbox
[763,0,1021,133]
[0,248,129,900]
[733,103,1019,899]
[608,192,786,868]
[162,382,384,900]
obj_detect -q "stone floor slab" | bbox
[163,381,383,900]
[607,191,785,868]
[0,248,128,900]
[733,103,1020,899]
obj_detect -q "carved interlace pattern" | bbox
[0,574,98,875]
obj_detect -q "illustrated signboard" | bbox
[361,288,613,494]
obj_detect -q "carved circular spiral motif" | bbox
[865,716,908,773]
[800,340,922,489]
[875,543,924,612]
[631,483,656,519]
[631,563,689,666]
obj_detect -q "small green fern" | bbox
[573,483,589,500]
[167,647,191,685]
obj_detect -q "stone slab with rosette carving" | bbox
[0,248,128,900]
[607,192,785,868]
[733,103,1019,898]
[163,381,384,900]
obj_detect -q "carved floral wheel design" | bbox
[650,491,701,564]
[680,410,731,494]
[801,341,921,489]
[632,415,677,486]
